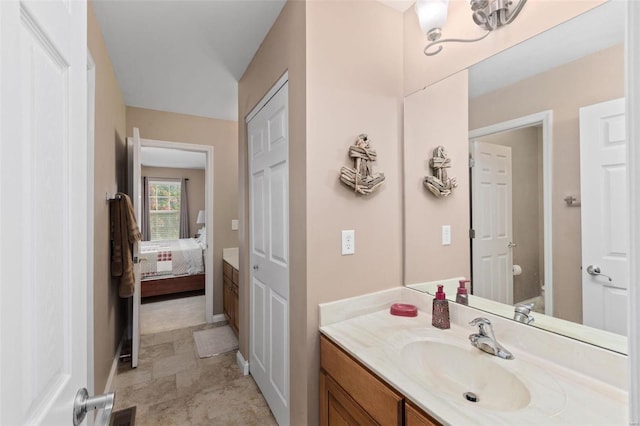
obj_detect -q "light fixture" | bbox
[416,0,527,56]
[196,210,206,225]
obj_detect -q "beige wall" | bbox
[404,70,470,284]
[88,1,128,394]
[477,127,542,303]
[469,44,624,322]
[238,0,307,422]
[403,0,607,95]
[240,1,402,423]
[127,107,238,316]
[305,1,403,423]
[141,166,206,237]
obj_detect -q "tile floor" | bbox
[140,294,206,335]
[111,322,277,425]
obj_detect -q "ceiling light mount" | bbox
[416,0,527,56]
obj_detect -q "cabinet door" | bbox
[320,371,377,426]
[232,283,239,334]
[406,402,441,426]
[223,277,232,322]
[321,336,403,425]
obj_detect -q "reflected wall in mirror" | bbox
[404,0,628,354]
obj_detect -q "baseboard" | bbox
[236,350,249,376]
[212,313,226,323]
[104,337,123,393]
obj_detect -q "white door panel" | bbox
[580,98,628,335]
[472,141,514,305]
[126,128,142,368]
[248,80,289,425]
[1,0,89,424]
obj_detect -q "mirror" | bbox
[404,1,627,354]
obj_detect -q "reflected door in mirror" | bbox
[471,141,513,305]
[580,98,628,335]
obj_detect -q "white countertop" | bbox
[408,279,627,355]
[222,247,238,270]
[319,287,628,425]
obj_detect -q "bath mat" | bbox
[193,325,238,358]
[110,406,136,426]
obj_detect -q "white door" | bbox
[126,128,142,367]
[471,141,514,305]
[580,98,628,335]
[248,81,289,425]
[0,0,92,424]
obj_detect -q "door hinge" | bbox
[469,229,475,239]
[469,157,475,168]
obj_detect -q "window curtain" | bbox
[179,178,190,238]
[141,176,151,240]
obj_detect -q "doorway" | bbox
[128,133,215,367]
[469,110,553,316]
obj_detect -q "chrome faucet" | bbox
[468,318,514,360]
[514,303,535,324]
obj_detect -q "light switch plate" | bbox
[342,230,355,255]
[231,219,238,231]
[442,225,451,245]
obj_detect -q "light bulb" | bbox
[415,0,449,34]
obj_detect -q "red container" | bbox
[390,303,418,317]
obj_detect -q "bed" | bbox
[139,238,205,298]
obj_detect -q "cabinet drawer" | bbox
[223,261,233,279]
[320,335,403,426]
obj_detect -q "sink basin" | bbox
[401,340,531,411]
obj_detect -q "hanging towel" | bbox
[110,192,142,297]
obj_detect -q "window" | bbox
[148,180,181,240]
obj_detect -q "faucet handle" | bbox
[469,317,491,327]
[469,317,493,337]
[515,303,534,315]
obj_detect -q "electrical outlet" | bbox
[231,219,238,231]
[442,225,451,246]
[342,230,355,255]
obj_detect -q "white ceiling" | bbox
[378,0,414,12]
[93,0,622,121]
[141,146,206,169]
[92,0,287,121]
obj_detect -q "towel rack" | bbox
[563,195,581,207]
[106,192,122,202]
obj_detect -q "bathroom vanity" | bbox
[320,335,439,425]
[319,287,628,425]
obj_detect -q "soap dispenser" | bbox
[456,280,470,305]
[432,285,450,329]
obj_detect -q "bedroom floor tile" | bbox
[112,322,276,425]
[140,295,206,335]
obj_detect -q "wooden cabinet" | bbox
[405,402,440,426]
[320,335,442,426]
[223,260,239,336]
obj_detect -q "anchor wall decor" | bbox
[424,145,457,197]
[339,134,385,195]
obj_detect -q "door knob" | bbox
[508,242,517,248]
[73,388,115,426]
[586,265,612,282]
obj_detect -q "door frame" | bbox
[87,51,97,400]
[136,138,215,323]
[627,0,640,421]
[469,110,553,316]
